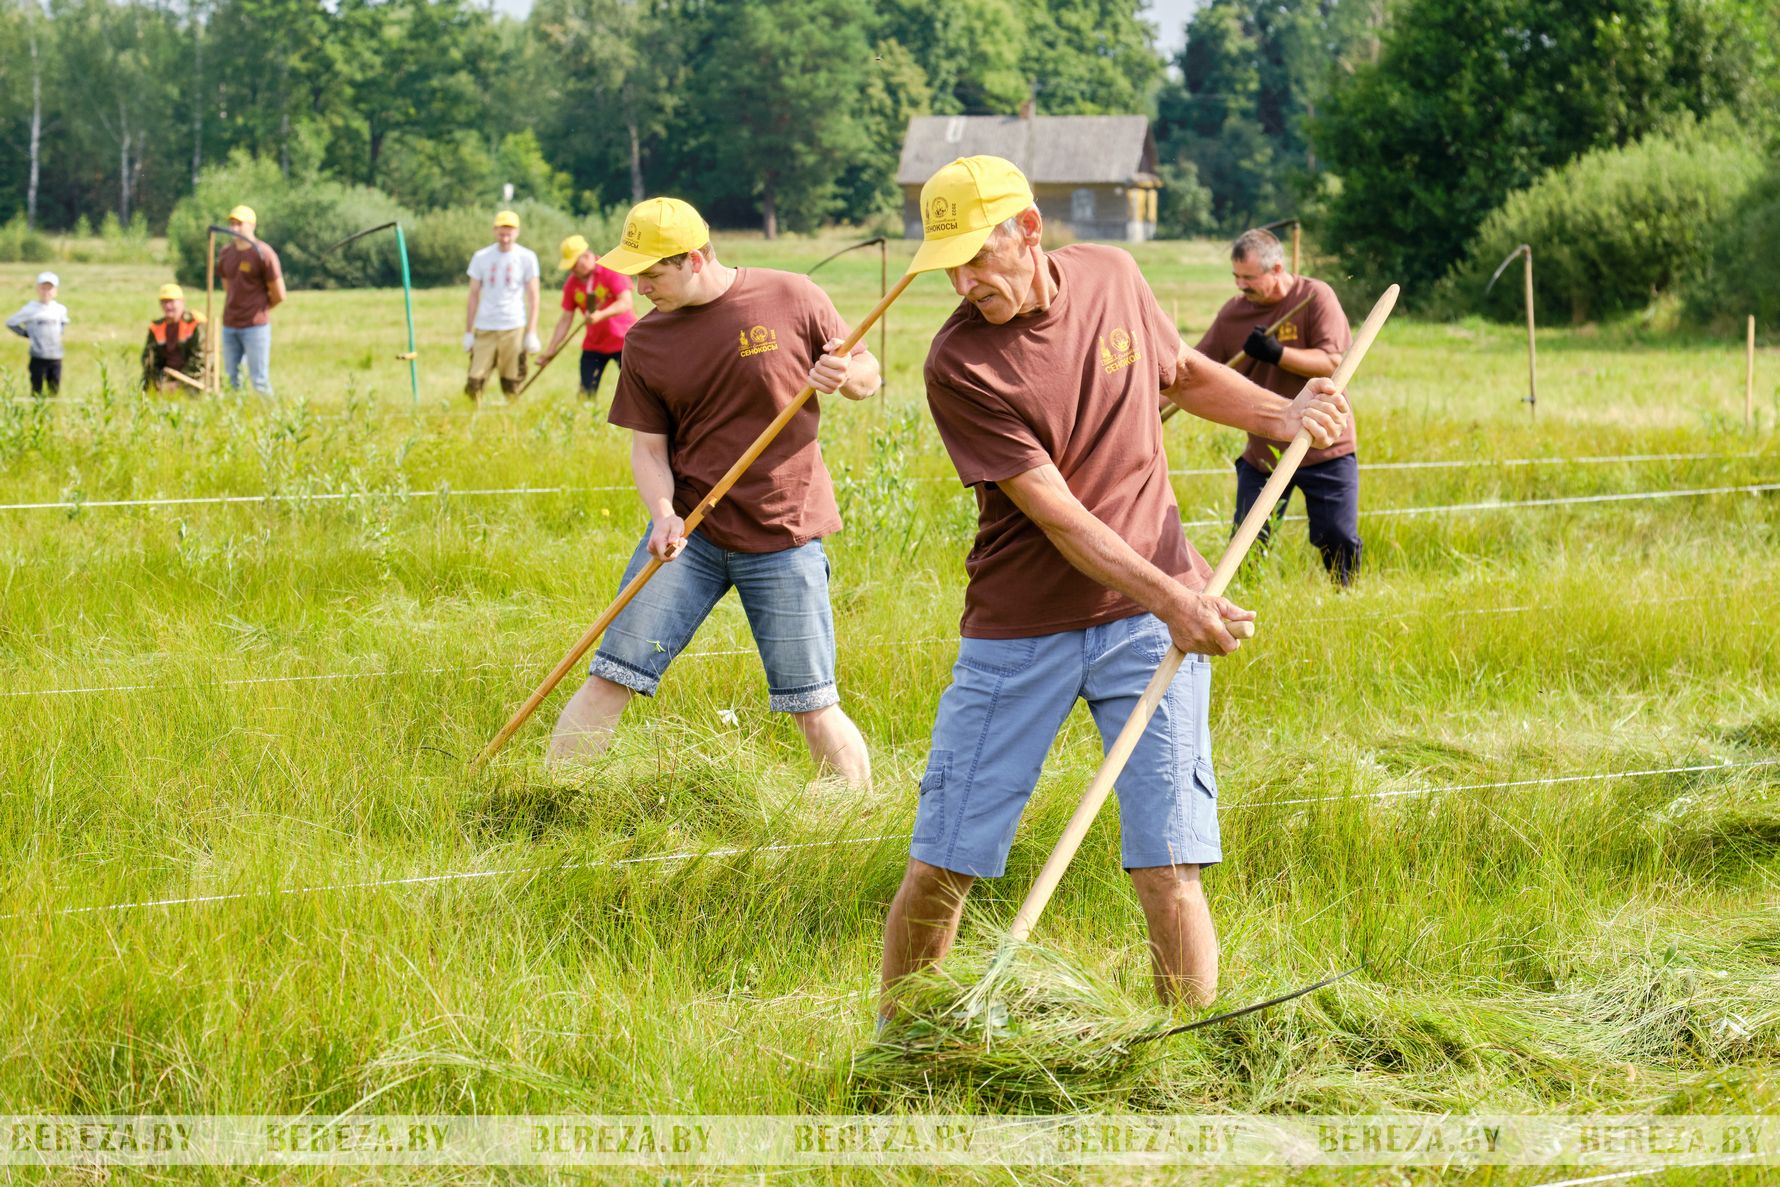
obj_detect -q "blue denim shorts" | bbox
[590,529,840,713]
[910,612,1220,877]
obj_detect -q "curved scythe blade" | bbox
[807,235,888,276]
[1256,216,1299,234]
[321,221,399,257]
[207,223,257,246]
[1485,244,1529,295]
[1128,967,1360,1046]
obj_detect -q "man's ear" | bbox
[1020,209,1043,247]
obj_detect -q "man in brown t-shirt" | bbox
[1196,228,1359,582]
[878,157,1349,1017]
[546,197,882,788]
[217,205,284,395]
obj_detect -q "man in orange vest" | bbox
[141,283,207,394]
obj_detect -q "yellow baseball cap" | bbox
[559,234,590,271]
[493,210,520,229]
[601,197,709,275]
[228,205,256,224]
[907,156,1036,275]
[158,283,184,301]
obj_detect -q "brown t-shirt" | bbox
[608,267,861,553]
[924,243,1212,639]
[218,240,283,328]
[1194,275,1354,471]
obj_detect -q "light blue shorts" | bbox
[910,612,1219,877]
[590,529,840,713]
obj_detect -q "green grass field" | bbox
[2,236,1778,1184]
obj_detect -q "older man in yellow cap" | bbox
[141,283,207,393]
[546,196,883,789]
[536,233,637,406]
[876,156,1351,1018]
[218,204,283,395]
[463,209,542,401]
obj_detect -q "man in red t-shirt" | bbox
[1196,228,1360,583]
[538,234,638,406]
[546,198,883,789]
[877,157,1349,1019]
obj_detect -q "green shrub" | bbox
[404,200,622,288]
[1683,160,1780,334]
[1440,118,1764,323]
[171,154,624,290]
[0,215,53,263]
[168,155,409,289]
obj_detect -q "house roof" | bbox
[896,115,1159,187]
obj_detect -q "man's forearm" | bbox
[546,310,574,353]
[629,438,678,521]
[1040,504,1192,621]
[1164,347,1295,438]
[1005,468,1192,620]
[1275,345,1339,379]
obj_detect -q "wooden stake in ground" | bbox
[1257,216,1301,275]
[1523,246,1537,416]
[470,274,916,771]
[1005,284,1400,946]
[1486,244,1536,415]
[1159,291,1316,424]
[879,238,888,387]
[1748,315,1756,432]
[204,230,217,395]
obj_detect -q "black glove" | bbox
[1243,324,1285,365]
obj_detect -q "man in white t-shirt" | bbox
[463,209,542,400]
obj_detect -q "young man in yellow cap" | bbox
[463,210,542,400]
[217,205,283,395]
[547,197,882,789]
[877,156,1350,1016]
[140,283,206,393]
[536,234,637,407]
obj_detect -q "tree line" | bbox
[2,0,1774,308]
[0,0,1164,239]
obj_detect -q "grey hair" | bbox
[988,208,1039,246]
[1231,228,1284,269]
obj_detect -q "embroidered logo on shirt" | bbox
[1274,319,1300,344]
[738,325,778,358]
[1098,326,1141,374]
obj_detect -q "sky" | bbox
[484,0,1198,62]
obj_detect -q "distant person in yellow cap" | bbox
[877,156,1350,1019]
[536,233,637,408]
[462,209,541,400]
[547,197,882,790]
[217,204,283,395]
[140,283,206,394]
